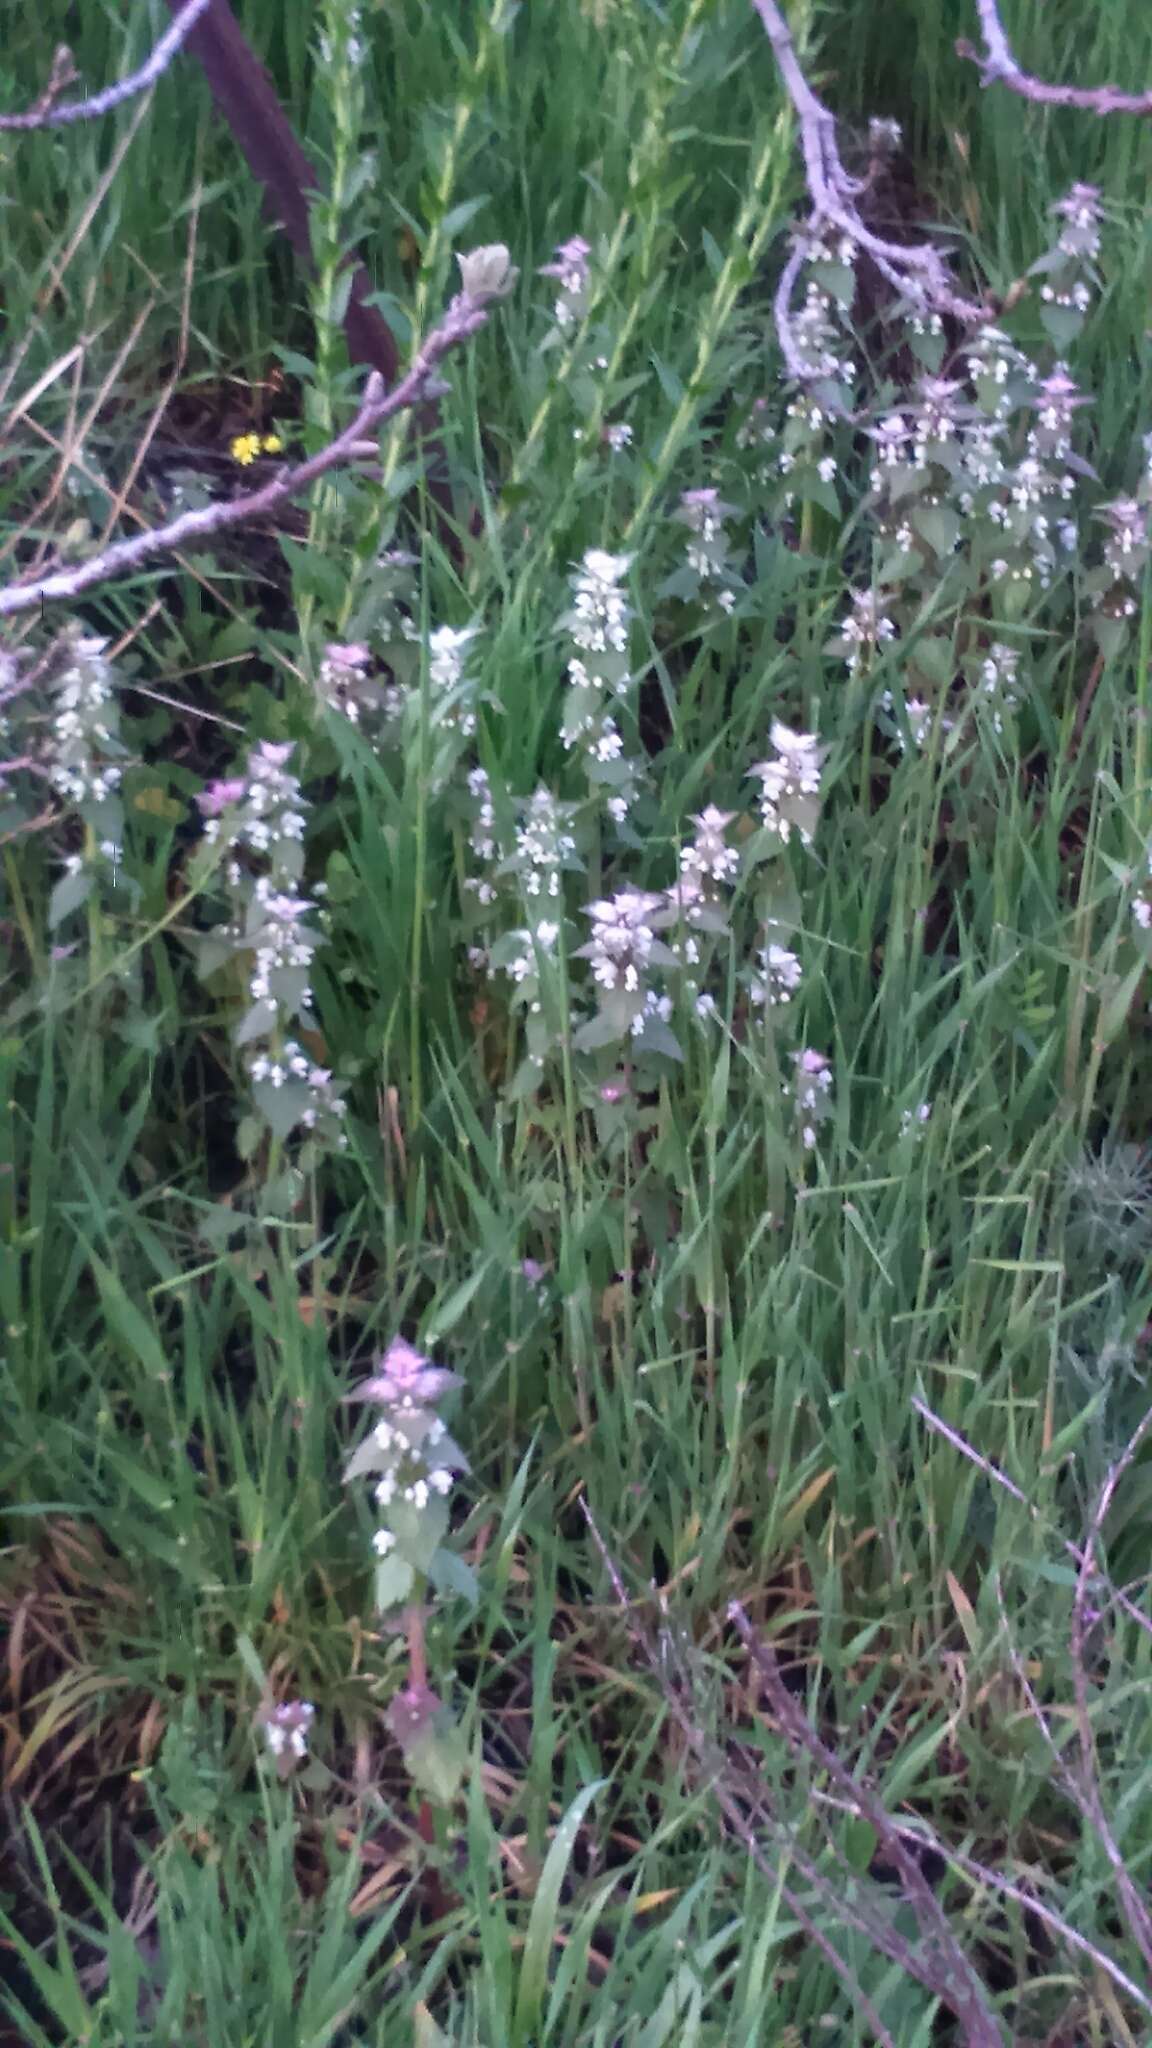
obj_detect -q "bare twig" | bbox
[947,1391,1152,1998]
[958,2,1152,117]
[749,0,988,370]
[0,0,215,130]
[728,1601,1002,2046]
[808,1785,1152,2017]
[1068,1405,1152,1978]
[0,283,494,619]
[912,1396,1152,1645]
[581,1499,999,2045]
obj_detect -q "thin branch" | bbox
[958,2,1152,116]
[912,1396,1152,1644]
[807,1785,1152,2018]
[581,1500,990,2045]
[1068,1404,1152,1978]
[749,0,988,369]
[0,284,493,619]
[0,0,215,130]
[728,1602,1002,2047]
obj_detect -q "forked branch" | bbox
[959,0,1152,116]
[0,0,215,130]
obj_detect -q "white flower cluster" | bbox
[261,1699,315,1773]
[514,787,579,901]
[748,724,823,846]
[318,640,374,725]
[676,489,739,611]
[501,921,560,986]
[48,636,124,812]
[583,888,666,993]
[372,1411,455,1531]
[1037,183,1102,323]
[199,743,345,1148]
[976,642,1022,734]
[538,234,592,329]
[789,218,858,394]
[836,589,898,674]
[571,549,631,657]
[201,741,306,879]
[880,690,936,754]
[679,806,739,890]
[751,941,803,1008]
[318,1,363,70]
[562,549,640,825]
[344,1338,468,1610]
[428,623,481,736]
[900,1101,932,1140]
[789,1048,834,1150]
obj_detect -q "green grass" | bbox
[4,1,1152,2042]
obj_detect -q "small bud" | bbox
[456,244,519,303]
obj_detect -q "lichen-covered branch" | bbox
[0,257,513,619]
[959,0,1152,116]
[749,0,988,371]
[0,0,215,130]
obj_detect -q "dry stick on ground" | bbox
[806,1782,1152,2019]
[0,0,215,130]
[727,1601,1003,2047]
[579,1505,901,2046]
[958,0,1152,116]
[918,1391,1152,1995]
[911,1396,1152,1645]
[580,1500,1008,2047]
[748,0,988,377]
[1067,1405,1152,1978]
[0,283,495,620]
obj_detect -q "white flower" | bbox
[583,888,664,991]
[571,550,632,656]
[900,1102,932,1138]
[839,589,897,671]
[457,243,518,301]
[751,942,802,1007]
[373,1528,396,1557]
[680,806,739,886]
[605,422,633,452]
[748,723,823,845]
[428,624,479,691]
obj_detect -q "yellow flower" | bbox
[230,432,261,467]
[261,433,284,455]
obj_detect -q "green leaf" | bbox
[440,194,490,238]
[47,868,94,930]
[1099,957,1145,1045]
[426,1546,479,1612]
[404,1709,467,1805]
[375,1553,415,1611]
[513,1780,606,2042]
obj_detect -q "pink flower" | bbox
[538,234,591,281]
[348,1335,463,1408]
[197,776,248,816]
[255,740,295,768]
